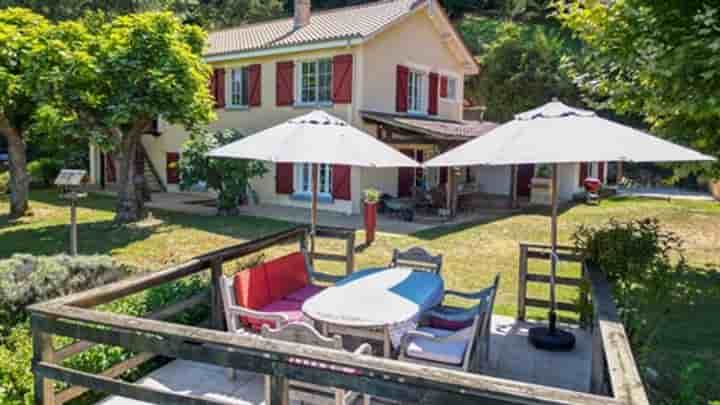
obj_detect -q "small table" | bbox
[302,267,444,357]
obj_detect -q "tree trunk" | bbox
[3,128,30,219]
[113,126,147,223]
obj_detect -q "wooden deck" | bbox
[99,315,591,405]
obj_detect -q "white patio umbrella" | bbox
[425,100,715,351]
[207,110,419,251]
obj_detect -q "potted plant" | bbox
[363,188,380,245]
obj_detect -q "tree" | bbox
[467,22,582,122]
[555,0,720,179]
[0,9,56,218]
[40,12,215,222]
[179,129,266,215]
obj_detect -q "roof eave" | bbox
[204,36,364,63]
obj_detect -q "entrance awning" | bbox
[361,111,498,144]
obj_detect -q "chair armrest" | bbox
[444,288,492,300]
[225,304,289,322]
[353,343,373,356]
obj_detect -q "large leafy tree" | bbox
[179,129,266,215]
[556,0,720,178]
[0,9,74,218]
[467,22,581,122]
[41,12,215,222]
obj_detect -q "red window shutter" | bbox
[276,62,294,106]
[579,162,588,186]
[276,162,294,194]
[440,76,448,98]
[105,154,116,183]
[439,167,448,185]
[213,68,226,108]
[332,54,353,104]
[396,65,409,113]
[598,162,606,183]
[248,64,262,106]
[166,152,180,185]
[208,72,216,105]
[332,165,351,200]
[428,72,439,115]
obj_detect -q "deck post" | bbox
[32,319,56,405]
[268,375,290,405]
[510,165,518,209]
[345,231,355,275]
[517,244,528,321]
[210,259,225,331]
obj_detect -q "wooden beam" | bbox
[345,231,355,275]
[36,362,227,405]
[526,250,582,262]
[210,259,224,331]
[524,298,578,313]
[33,329,56,405]
[29,308,620,405]
[517,244,528,321]
[525,274,583,287]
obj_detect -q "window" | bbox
[229,67,250,107]
[298,59,332,104]
[408,70,427,114]
[294,163,332,194]
[446,77,458,101]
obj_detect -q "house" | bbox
[88,0,608,215]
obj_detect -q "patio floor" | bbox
[99,315,592,405]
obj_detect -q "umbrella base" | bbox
[528,326,576,351]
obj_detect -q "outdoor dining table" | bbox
[302,266,445,357]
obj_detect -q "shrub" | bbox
[0,171,8,194]
[0,255,129,328]
[27,158,63,187]
[0,275,209,405]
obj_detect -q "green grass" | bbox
[1,190,719,401]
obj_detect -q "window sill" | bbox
[225,105,250,110]
[407,111,429,117]
[291,191,334,204]
[293,102,334,109]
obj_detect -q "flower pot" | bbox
[710,180,720,201]
[363,201,378,245]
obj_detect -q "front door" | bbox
[398,149,415,197]
[517,164,535,197]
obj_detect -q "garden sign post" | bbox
[55,170,88,256]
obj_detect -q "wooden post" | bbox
[345,232,355,275]
[32,324,56,405]
[210,260,225,331]
[70,199,78,256]
[310,163,319,259]
[616,161,624,185]
[268,375,289,405]
[517,244,528,321]
[510,165,518,209]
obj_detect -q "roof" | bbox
[205,0,478,74]
[361,110,498,142]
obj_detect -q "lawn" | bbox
[1,190,719,402]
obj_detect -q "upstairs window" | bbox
[408,70,427,114]
[298,59,332,105]
[229,67,250,107]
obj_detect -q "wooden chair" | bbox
[398,274,500,372]
[260,322,372,405]
[390,247,443,275]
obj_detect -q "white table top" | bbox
[302,267,444,328]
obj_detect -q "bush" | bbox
[0,255,129,328]
[0,275,209,405]
[27,158,63,187]
[0,171,8,194]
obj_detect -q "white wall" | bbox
[472,165,512,196]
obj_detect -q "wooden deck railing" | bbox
[517,242,649,405]
[28,230,647,405]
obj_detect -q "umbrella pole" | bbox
[549,163,559,333]
[528,162,575,351]
[310,163,319,258]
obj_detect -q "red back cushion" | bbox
[234,264,271,310]
[265,252,310,301]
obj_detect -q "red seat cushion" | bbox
[428,316,474,331]
[265,252,310,301]
[285,285,325,302]
[234,264,271,310]
[248,299,305,331]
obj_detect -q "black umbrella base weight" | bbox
[529,312,576,351]
[528,326,576,351]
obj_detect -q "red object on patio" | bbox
[583,177,602,194]
[364,201,377,245]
